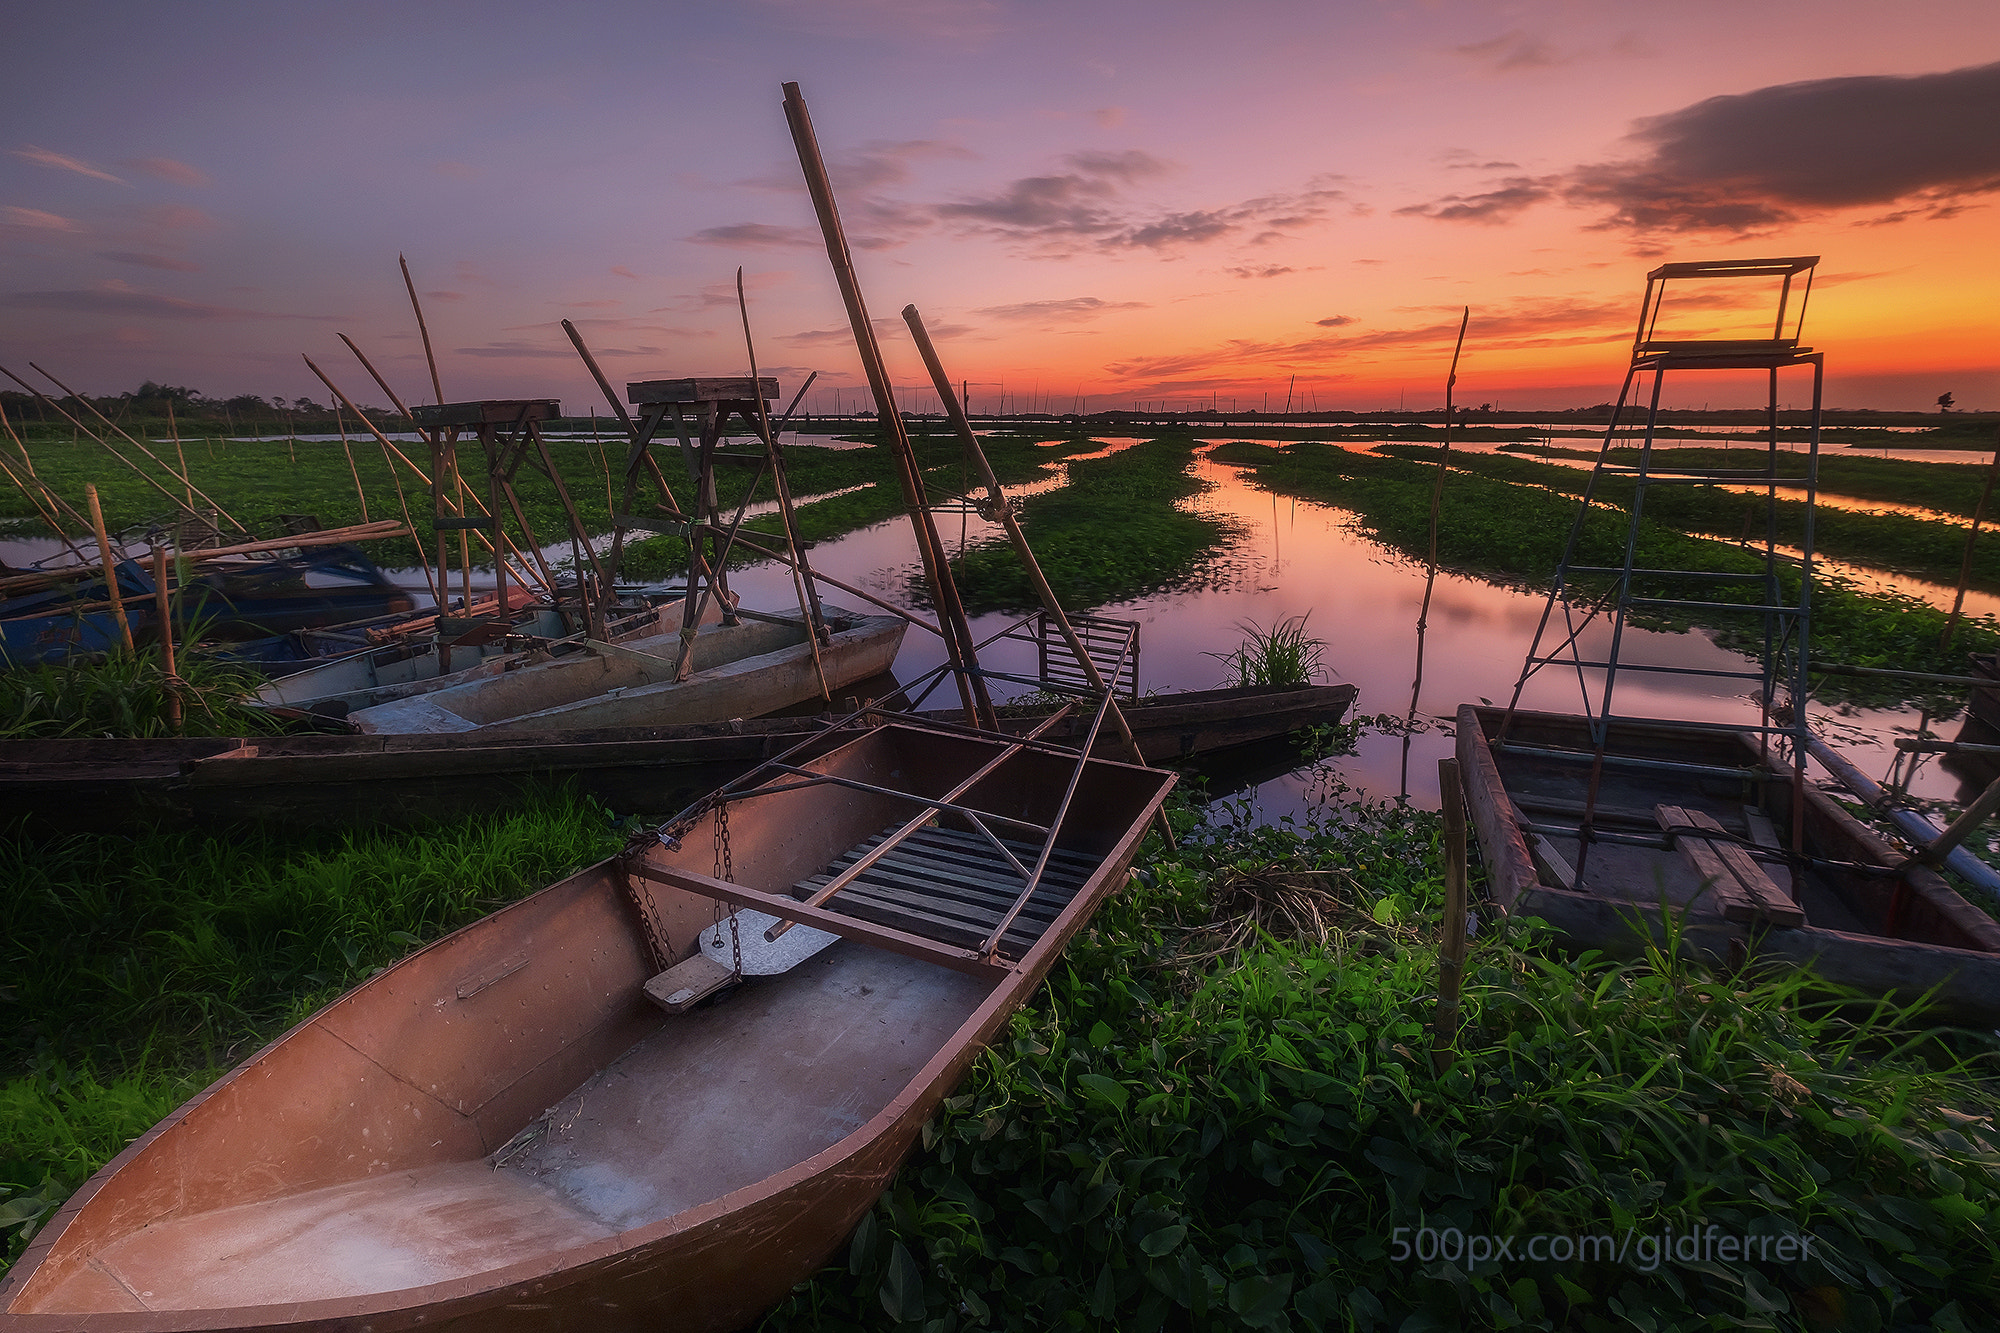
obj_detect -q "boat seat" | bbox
[1655,805,1805,926]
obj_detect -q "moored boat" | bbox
[0,681,1354,831]
[344,604,906,735]
[1457,704,2000,1023]
[0,720,1176,1331]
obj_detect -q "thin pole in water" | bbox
[85,482,135,653]
[1403,307,1470,800]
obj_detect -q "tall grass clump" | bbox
[0,644,288,738]
[1208,615,1327,688]
[0,790,618,1270]
[766,782,2000,1332]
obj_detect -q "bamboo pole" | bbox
[904,304,1167,822]
[400,254,446,406]
[152,544,182,732]
[84,484,135,653]
[28,362,248,532]
[334,402,370,522]
[1404,307,1470,799]
[1941,425,2000,650]
[739,266,831,702]
[1432,757,1469,1073]
[165,399,194,509]
[782,80,993,729]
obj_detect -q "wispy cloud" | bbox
[11,146,124,184]
[1,284,337,321]
[123,157,210,186]
[686,222,820,249]
[1,206,81,232]
[1396,176,1558,225]
[1453,30,1565,71]
[96,250,199,271]
[972,296,1148,324]
[1226,265,1295,279]
[1315,315,1355,327]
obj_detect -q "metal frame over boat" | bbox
[0,720,1176,1332]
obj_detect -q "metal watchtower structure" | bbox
[1501,256,1825,876]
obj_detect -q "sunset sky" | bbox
[2,1,1996,417]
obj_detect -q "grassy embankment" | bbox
[6,774,1997,1330]
[0,791,621,1271]
[1212,441,2000,710]
[0,643,290,738]
[948,436,1239,614]
[0,428,1083,576]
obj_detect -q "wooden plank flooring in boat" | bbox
[794,826,1101,958]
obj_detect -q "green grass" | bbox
[0,643,291,738]
[1212,441,2000,709]
[0,792,621,1266]
[1208,615,1328,688]
[766,783,2000,1332]
[950,436,1239,613]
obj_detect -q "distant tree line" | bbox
[0,382,402,435]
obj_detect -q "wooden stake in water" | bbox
[85,483,135,653]
[1942,424,2000,651]
[1402,307,1470,799]
[152,544,182,732]
[1432,756,1469,1073]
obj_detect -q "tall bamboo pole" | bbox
[1942,425,2000,651]
[152,544,182,732]
[1403,307,1470,798]
[400,254,446,406]
[164,399,194,509]
[1432,757,1469,1072]
[334,403,370,523]
[84,483,135,653]
[782,80,993,728]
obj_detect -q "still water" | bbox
[705,442,1971,817]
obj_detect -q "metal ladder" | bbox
[1500,256,1825,879]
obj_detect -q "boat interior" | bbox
[1474,708,2000,954]
[8,723,1170,1320]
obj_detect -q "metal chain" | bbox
[714,801,742,978]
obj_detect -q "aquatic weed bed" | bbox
[768,787,2000,1333]
[1211,440,2000,708]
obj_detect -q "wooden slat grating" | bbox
[791,825,1104,958]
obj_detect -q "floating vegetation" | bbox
[951,436,1238,613]
[1213,440,2000,709]
[766,782,2000,1332]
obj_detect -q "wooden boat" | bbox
[0,682,1354,832]
[0,720,1176,1331]
[345,605,906,735]
[1457,704,2000,1024]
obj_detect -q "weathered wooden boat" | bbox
[0,681,1353,832]
[177,544,417,639]
[1457,704,2000,1024]
[344,604,907,735]
[0,719,1176,1331]
[0,560,158,666]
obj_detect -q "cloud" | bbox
[424,290,467,301]
[1454,31,1564,71]
[781,317,904,346]
[1227,265,1295,279]
[686,222,820,248]
[938,153,1342,254]
[454,339,573,359]
[139,204,216,231]
[1396,175,1558,224]
[1094,107,1126,128]
[123,157,210,186]
[1,206,81,232]
[11,146,124,184]
[1402,60,2000,236]
[972,296,1148,323]
[610,266,640,280]
[1,286,336,321]
[96,250,200,271]
[1315,315,1355,327]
